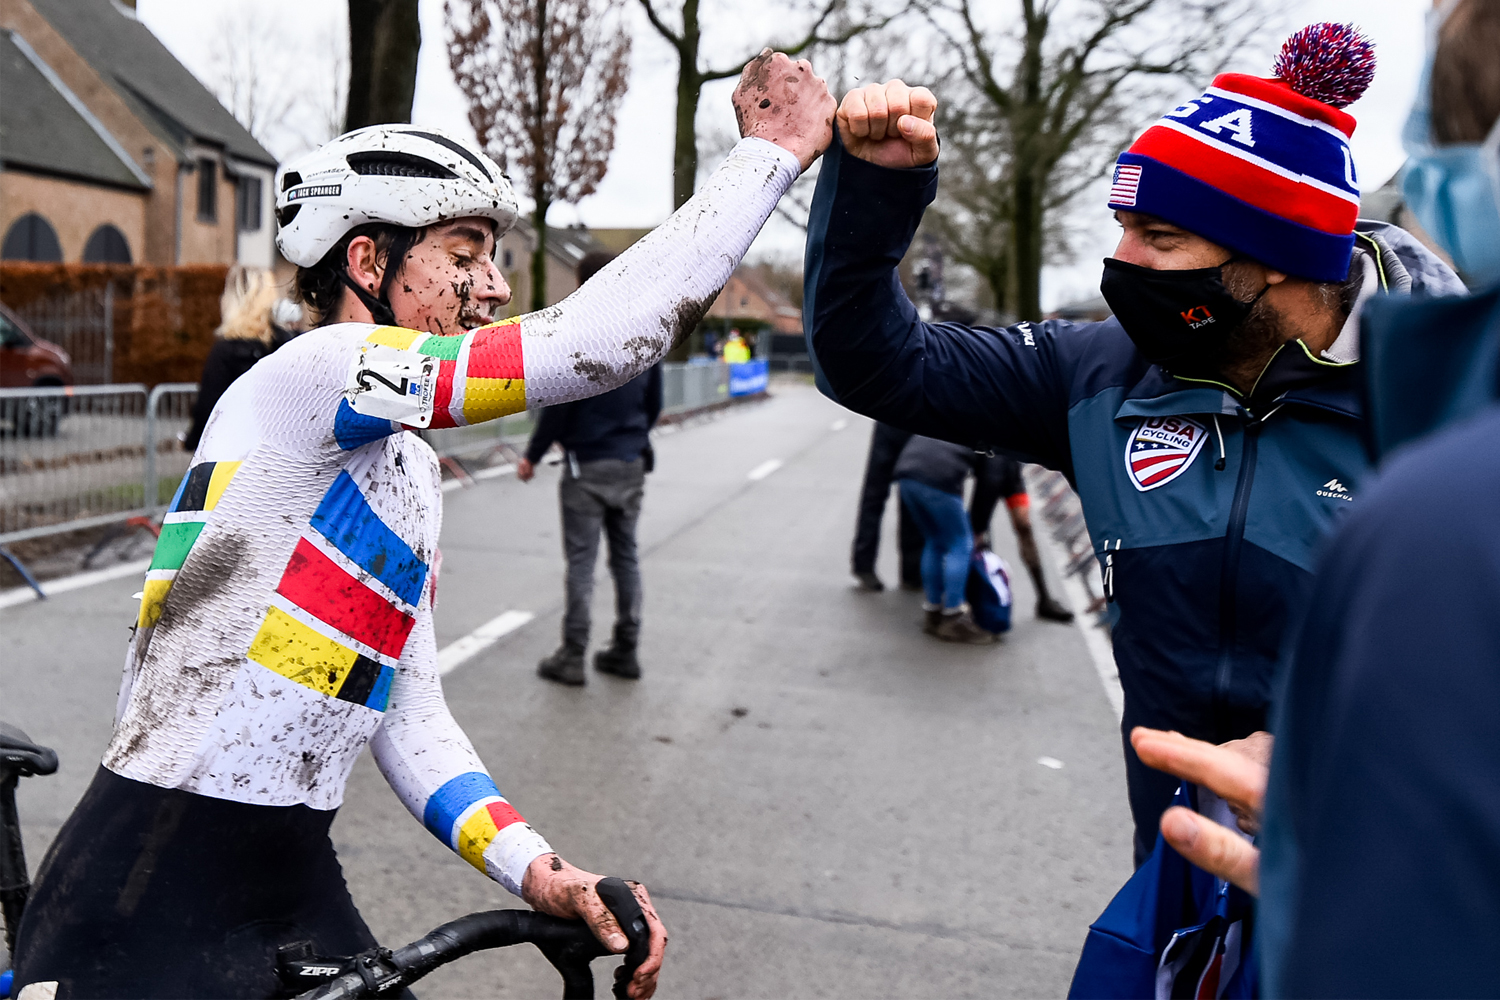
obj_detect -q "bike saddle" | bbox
[0,722,59,779]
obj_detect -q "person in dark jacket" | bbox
[183,268,302,451]
[892,434,995,644]
[803,26,1466,863]
[519,251,664,686]
[969,455,1073,623]
[1131,6,1500,993]
[850,421,924,591]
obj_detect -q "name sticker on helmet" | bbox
[345,344,436,427]
[287,184,343,201]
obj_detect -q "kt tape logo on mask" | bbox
[1125,416,1208,491]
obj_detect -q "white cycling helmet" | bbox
[274,125,517,267]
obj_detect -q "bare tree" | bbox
[638,0,895,210]
[922,0,1279,321]
[345,0,422,130]
[447,0,631,310]
[204,8,350,159]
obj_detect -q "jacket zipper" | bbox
[1215,414,1261,703]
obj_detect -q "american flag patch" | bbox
[1109,164,1143,207]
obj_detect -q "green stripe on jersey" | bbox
[416,335,465,361]
[150,520,206,570]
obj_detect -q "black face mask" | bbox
[1099,257,1269,375]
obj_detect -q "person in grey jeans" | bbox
[517,251,663,685]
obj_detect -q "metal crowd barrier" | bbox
[1,362,750,548]
[1024,466,1109,622]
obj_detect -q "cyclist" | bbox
[11,51,835,1000]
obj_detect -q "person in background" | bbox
[183,267,304,451]
[721,328,751,363]
[892,434,996,645]
[969,455,1074,623]
[850,421,924,592]
[518,250,664,686]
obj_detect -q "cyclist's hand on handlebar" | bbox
[523,854,668,998]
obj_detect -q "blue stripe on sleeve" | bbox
[422,771,502,846]
[335,398,398,450]
[309,471,428,606]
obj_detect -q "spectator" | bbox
[850,421,924,592]
[721,328,751,363]
[1132,4,1500,994]
[892,434,995,644]
[183,267,302,451]
[518,250,664,685]
[969,455,1074,623]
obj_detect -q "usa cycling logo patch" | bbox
[1125,416,1208,491]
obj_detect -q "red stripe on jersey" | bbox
[429,358,457,429]
[486,799,524,831]
[465,324,525,381]
[1139,462,1185,486]
[1132,453,1184,472]
[1129,129,1357,235]
[277,537,416,658]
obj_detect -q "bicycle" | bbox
[0,723,650,1000]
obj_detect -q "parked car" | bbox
[0,302,72,388]
[0,302,73,436]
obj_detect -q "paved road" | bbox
[1,379,1132,998]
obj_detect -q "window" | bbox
[1,213,63,261]
[237,175,263,232]
[502,248,514,269]
[196,157,217,223]
[0,312,30,348]
[82,224,132,264]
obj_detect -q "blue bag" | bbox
[1068,783,1258,1000]
[965,549,1013,634]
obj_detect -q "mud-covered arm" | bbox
[327,138,800,439]
[370,610,551,896]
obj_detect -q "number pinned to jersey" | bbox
[345,344,437,428]
[1125,416,1208,491]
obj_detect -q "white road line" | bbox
[831,418,848,431]
[440,463,517,493]
[747,458,783,481]
[437,609,535,675]
[0,557,152,611]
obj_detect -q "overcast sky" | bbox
[137,0,1432,310]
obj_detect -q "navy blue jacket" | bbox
[524,364,662,465]
[1259,286,1500,998]
[803,136,1463,737]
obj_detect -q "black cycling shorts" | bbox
[13,766,400,999]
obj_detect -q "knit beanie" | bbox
[1107,23,1376,282]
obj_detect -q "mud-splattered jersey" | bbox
[103,137,801,896]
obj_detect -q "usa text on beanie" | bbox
[1107,23,1376,283]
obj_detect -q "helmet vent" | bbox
[348,151,457,179]
[280,171,303,192]
[398,130,494,181]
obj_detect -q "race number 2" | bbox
[345,344,437,427]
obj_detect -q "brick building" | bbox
[0,0,277,269]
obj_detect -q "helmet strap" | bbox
[338,270,397,327]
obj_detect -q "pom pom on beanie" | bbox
[1272,22,1376,109]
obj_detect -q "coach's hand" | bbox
[838,80,939,169]
[1131,727,1268,896]
[733,50,837,171]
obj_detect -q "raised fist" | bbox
[733,50,837,171]
[838,80,939,169]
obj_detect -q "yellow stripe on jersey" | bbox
[137,578,174,629]
[365,327,428,350]
[461,378,527,424]
[247,606,361,698]
[456,802,502,872]
[204,460,242,511]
